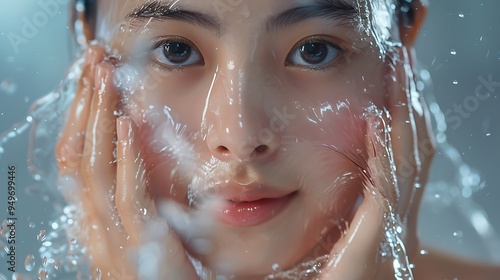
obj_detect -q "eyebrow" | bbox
[267,0,359,32]
[127,0,358,35]
[127,1,221,34]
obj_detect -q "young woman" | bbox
[54,0,500,278]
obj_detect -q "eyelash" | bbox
[147,36,346,71]
[150,36,204,71]
[286,37,345,71]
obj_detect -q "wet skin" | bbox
[56,0,500,279]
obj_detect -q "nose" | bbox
[205,66,281,163]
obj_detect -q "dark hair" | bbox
[82,0,96,19]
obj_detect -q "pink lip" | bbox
[216,192,296,227]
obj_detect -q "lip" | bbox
[216,190,296,227]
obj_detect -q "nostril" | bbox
[255,145,268,153]
[216,146,230,155]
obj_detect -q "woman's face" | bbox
[94,0,397,276]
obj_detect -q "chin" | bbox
[190,192,345,278]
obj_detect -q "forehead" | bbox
[96,0,393,27]
[95,0,396,50]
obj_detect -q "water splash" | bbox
[263,255,329,280]
[24,254,36,272]
[382,207,413,280]
[0,2,499,280]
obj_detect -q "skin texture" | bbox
[56,0,500,279]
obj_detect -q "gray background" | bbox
[0,0,499,277]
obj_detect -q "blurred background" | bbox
[0,0,499,277]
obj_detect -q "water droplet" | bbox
[64,258,78,272]
[33,174,41,181]
[29,222,36,228]
[420,249,428,255]
[450,49,457,55]
[453,80,459,85]
[93,268,102,280]
[37,229,47,241]
[486,132,491,136]
[396,226,403,233]
[272,263,280,272]
[38,269,48,279]
[453,231,463,238]
[0,222,6,237]
[0,79,17,95]
[24,254,36,271]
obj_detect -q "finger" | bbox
[115,116,153,245]
[387,47,434,217]
[402,48,436,251]
[56,46,105,173]
[386,46,435,258]
[321,188,385,280]
[80,61,121,239]
[386,48,415,215]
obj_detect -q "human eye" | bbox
[286,37,342,69]
[151,36,204,69]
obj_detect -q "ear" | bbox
[398,0,428,46]
[70,0,96,46]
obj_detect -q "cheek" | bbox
[281,64,386,153]
[124,105,201,204]
[116,69,214,203]
[285,101,368,155]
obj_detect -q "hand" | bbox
[56,45,200,279]
[387,46,435,258]
[319,113,398,280]
[320,46,435,280]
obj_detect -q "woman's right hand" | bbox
[55,45,201,279]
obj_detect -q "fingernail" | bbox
[117,116,130,142]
